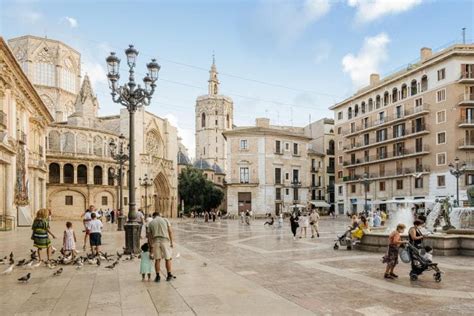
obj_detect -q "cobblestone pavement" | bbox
[0,218,473,315]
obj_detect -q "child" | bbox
[89,213,103,256]
[382,223,407,279]
[140,243,153,281]
[63,222,77,259]
[423,246,433,262]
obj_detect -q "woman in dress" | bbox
[31,208,56,262]
[63,221,77,259]
[299,212,309,238]
[382,223,407,279]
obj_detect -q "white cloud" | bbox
[60,16,78,28]
[348,0,422,23]
[164,114,195,159]
[342,33,390,88]
[257,0,331,46]
[82,61,107,86]
[313,40,331,64]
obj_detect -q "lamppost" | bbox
[362,173,371,216]
[449,157,466,207]
[291,178,302,215]
[106,45,160,254]
[139,174,153,216]
[109,134,128,231]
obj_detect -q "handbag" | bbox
[399,248,411,263]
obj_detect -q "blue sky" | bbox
[1,0,473,156]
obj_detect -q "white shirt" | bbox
[89,219,103,233]
[84,212,92,229]
[136,211,145,223]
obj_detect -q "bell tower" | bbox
[195,56,233,173]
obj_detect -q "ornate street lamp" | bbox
[449,157,466,207]
[106,46,160,254]
[109,134,128,231]
[139,174,154,217]
[362,173,371,216]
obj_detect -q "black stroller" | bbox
[402,243,443,282]
[333,227,353,250]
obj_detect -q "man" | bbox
[148,212,175,282]
[82,205,95,251]
[89,212,103,256]
[309,209,320,238]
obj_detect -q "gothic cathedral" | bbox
[195,57,233,173]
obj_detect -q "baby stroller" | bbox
[333,227,353,250]
[402,243,443,282]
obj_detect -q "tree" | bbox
[178,167,224,213]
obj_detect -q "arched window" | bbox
[392,88,398,102]
[361,102,366,114]
[201,112,206,128]
[401,84,408,99]
[348,107,353,119]
[421,75,428,92]
[411,79,417,95]
[375,95,381,109]
[94,166,103,185]
[226,114,230,128]
[383,91,389,106]
[77,164,87,184]
[49,163,60,183]
[64,164,74,184]
[328,140,335,154]
[108,167,115,186]
[354,104,359,117]
[368,98,373,112]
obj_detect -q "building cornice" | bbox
[223,127,312,141]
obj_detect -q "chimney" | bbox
[420,47,432,62]
[256,118,270,128]
[369,73,380,86]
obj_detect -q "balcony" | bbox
[457,93,474,106]
[342,104,430,137]
[343,145,430,167]
[326,148,335,155]
[17,130,27,144]
[458,138,474,150]
[459,71,474,83]
[343,124,429,153]
[0,110,6,129]
[326,166,335,173]
[228,179,259,186]
[458,118,474,127]
[344,166,431,183]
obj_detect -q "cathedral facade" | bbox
[7,35,179,219]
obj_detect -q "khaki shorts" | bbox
[152,239,172,260]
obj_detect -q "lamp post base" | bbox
[117,216,126,231]
[124,221,141,254]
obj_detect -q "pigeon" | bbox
[18,273,31,283]
[53,268,63,276]
[116,251,123,259]
[30,250,38,260]
[0,256,7,265]
[104,262,116,270]
[16,259,26,267]
[24,260,34,269]
[1,264,14,275]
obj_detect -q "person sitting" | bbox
[422,245,433,263]
[373,212,381,227]
[351,215,370,243]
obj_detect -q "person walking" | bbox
[63,221,77,259]
[309,209,320,238]
[382,223,407,279]
[89,213,103,256]
[408,219,424,276]
[299,212,309,238]
[31,208,56,262]
[110,208,116,224]
[148,212,176,282]
[289,212,299,240]
[82,206,94,251]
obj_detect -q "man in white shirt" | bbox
[89,212,103,256]
[82,205,95,251]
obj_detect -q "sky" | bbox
[1,0,473,157]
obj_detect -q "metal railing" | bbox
[326,166,335,173]
[460,71,474,80]
[458,138,474,148]
[343,145,430,167]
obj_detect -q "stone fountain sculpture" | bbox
[433,197,455,231]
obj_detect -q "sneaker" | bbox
[390,273,398,278]
[166,274,176,281]
[384,274,394,279]
[154,275,161,282]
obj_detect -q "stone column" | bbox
[73,163,78,184]
[59,162,64,184]
[87,163,94,185]
[103,165,107,186]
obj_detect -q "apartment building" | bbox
[224,118,312,215]
[331,44,474,214]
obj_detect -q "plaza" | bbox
[1,218,474,315]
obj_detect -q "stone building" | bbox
[224,118,312,215]
[0,37,54,228]
[8,35,179,219]
[331,44,474,213]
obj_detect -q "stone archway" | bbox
[153,172,171,217]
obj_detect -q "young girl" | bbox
[382,223,407,279]
[140,243,153,281]
[63,222,77,258]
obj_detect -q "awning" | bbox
[289,204,307,208]
[310,201,331,208]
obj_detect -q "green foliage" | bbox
[178,167,224,213]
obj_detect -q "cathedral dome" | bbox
[212,163,224,174]
[177,150,191,166]
[193,159,212,170]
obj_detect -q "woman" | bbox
[408,219,424,275]
[289,212,299,240]
[298,212,309,238]
[382,223,407,279]
[31,208,56,262]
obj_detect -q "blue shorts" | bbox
[89,233,102,246]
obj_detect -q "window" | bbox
[338,111,343,120]
[102,196,108,205]
[239,167,249,183]
[362,117,369,129]
[337,127,342,135]
[415,97,423,108]
[34,63,55,87]
[401,84,408,99]
[378,111,385,123]
[293,188,299,201]
[275,168,281,184]
[285,143,289,150]
[350,122,355,133]
[348,107,353,119]
[395,105,403,118]
[276,188,282,200]
[436,110,446,124]
[466,174,474,185]
[393,123,405,138]
[437,153,446,165]
[286,188,289,195]
[201,113,206,128]
[437,175,446,187]
[61,68,76,93]
[379,164,385,177]
[338,156,343,164]
[393,142,405,156]
[415,177,423,189]
[215,119,218,126]
[292,169,299,182]
[437,68,446,81]
[275,140,281,153]
[65,196,73,205]
[351,184,356,193]
[240,139,248,150]
[379,181,386,191]
[377,146,387,160]
[421,75,428,92]
[437,132,446,145]
[338,171,343,179]
[293,143,299,155]
[363,133,369,146]
[338,141,343,149]
[436,89,446,103]
[285,173,289,180]
[411,80,417,96]
[396,180,403,190]
[338,186,343,195]
[376,129,387,142]
[63,164,74,184]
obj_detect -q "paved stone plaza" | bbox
[1,218,474,315]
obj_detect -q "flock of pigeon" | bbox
[0,249,138,283]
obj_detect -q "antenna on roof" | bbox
[462,27,466,44]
